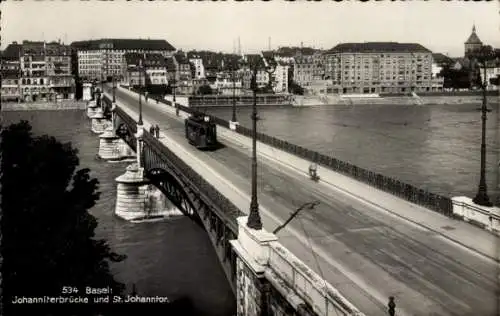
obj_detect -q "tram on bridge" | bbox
[184,112,218,150]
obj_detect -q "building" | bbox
[323,42,438,94]
[293,54,315,87]
[3,40,75,102]
[479,60,500,90]
[239,54,270,91]
[210,73,243,96]
[44,42,74,99]
[188,55,205,79]
[165,52,195,95]
[71,38,175,81]
[464,25,483,57]
[272,62,289,93]
[1,67,21,102]
[1,42,22,102]
[123,53,167,88]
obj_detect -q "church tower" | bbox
[464,24,483,56]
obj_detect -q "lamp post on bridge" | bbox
[230,56,239,130]
[112,76,117,103]
[172,71,178,116]
[138,58,144,126]
[247,54,276,230]
[472,45,494,207]
[101,73,105,108]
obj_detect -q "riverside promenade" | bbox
[1,101,87,111]
[109,85,500,316]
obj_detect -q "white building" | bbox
[72,39,175,81]
[272,63,289,93]
[189,56,205,79]
[431,63,443,79]
[479,61,500,90]
[212,75,243,96]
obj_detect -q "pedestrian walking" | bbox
[149,125,155,134]
[388,296,396,316]
[155,125,160,138]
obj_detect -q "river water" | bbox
[2,110,236,316]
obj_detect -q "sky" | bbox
[1,1,499,57]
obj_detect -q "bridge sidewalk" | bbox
[221,129,500,264]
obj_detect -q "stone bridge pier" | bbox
[87,91,110,134]
[97,99,134,161]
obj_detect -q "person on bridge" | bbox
[388,296,396,316]
[149,125,155,135]
[309,163,319,181]
[155,125,160,138]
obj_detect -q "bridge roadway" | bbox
[108,86,499,316]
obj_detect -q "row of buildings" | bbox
[1,41,74,103]
[2,26,498,102]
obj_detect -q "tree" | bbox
[198,84,212,95]
[1,121,125,316]
[289,81,304,95]
[470,45,497,89]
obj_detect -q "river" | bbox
[3,110,236,316]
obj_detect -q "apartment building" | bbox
[293,54,315,87]
[210,73,243,96]
[323,42,438,94]
[1,43,22,102]
[2,41,75,102]
[188,55,205,79]
[72,39,175,81]
[480,60,500,90]
[123,53,167,87]
[273,62,289,93]
[164,53,195,95]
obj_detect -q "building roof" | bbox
[124,53,166,67]
[465,25,483,45]
[71,38,175,51]
[174,53,189,64]
[432,53,453,65]
[326,42,432,54]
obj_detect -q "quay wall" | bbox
[1,101,87,111]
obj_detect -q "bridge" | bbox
[85,84,500,316]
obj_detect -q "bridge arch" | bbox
[146,167,202,225]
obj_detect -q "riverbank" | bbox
[1,101,87,111]
[295,94,499,106]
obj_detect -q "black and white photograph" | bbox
[1,1,499,315]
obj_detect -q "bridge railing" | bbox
[142,130,244,233]
[114,96,244,233]
[127,86,453,217]
[268,242,364,316]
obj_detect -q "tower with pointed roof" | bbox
[465,24,483,56]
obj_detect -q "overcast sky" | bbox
[2,1,498,57]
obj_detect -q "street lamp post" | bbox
[101,73,104,99]
[247,56,276,230]
[173,75,179,116]
[112,76,116,103]
[138,59,143,126]
[472,46,493,207]
[232,59,238,123]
